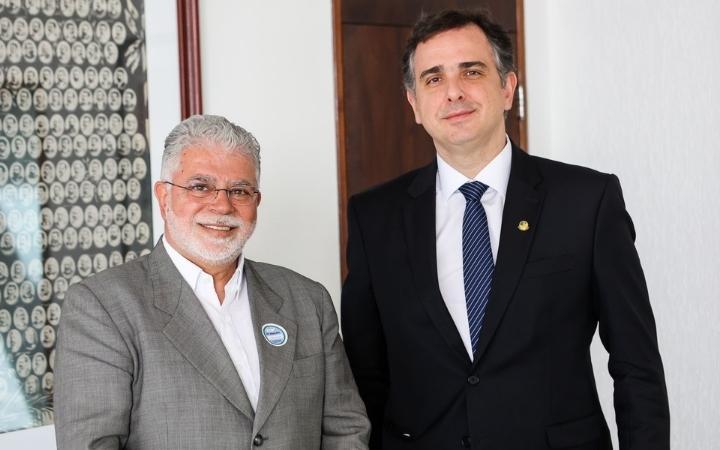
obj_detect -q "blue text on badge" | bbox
[262,323,288,347]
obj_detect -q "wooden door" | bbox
[334,0,527,273]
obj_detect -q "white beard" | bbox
[164,199,255,268]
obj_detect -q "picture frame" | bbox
[0,0,202,445]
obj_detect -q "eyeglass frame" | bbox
[161,181,260,206]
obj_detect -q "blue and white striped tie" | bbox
[458,181,494,355]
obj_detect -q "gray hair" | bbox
[161,114,261,182]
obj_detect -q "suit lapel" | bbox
[150,243,255,421]
[244,262,297,435]
[473,147,545,364]
[404,161,471,365]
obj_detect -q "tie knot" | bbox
[459,181,489,202]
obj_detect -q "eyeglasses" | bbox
[163,181,260,205]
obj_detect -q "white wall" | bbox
[525,1,720,448]
[198,1,342,304]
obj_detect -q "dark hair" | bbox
[402,9,516,91]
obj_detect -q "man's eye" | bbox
[465,70,482,77]
[189,184,210,192]
[426,76,441,85]
[229,188,251,198]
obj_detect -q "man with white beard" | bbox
[55,115,370,450]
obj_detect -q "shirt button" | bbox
[253,433,264,446]
[467,375,480,385]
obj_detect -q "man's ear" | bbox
[154,181,169,221]
[502,72,518,111]
[406,89,422,124]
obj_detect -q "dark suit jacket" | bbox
[341,146,669,450]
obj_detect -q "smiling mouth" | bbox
[443,109,475,120]
[201,224,235,232]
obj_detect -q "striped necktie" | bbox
[458,181,495,354]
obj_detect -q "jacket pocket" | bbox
[546,412,607,448]
[523,254,575,278]
[292,353,322,378]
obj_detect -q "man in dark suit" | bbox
[341,10,669,450]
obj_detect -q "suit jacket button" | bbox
[253,434,264,446]
[467,375,480,385]
[400,432,412,441]
[461,435,472,447]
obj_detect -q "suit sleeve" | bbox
[341,198,389,448]
[54,283,133,450]
[316,282,371,449]
[592,175,670,450]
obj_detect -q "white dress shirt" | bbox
[163,237,261,410]
[435,138,512,360]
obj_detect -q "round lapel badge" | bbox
[261,323,288,347]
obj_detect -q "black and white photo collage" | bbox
[0,0,153,433]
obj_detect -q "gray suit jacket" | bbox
[55,242,370,449]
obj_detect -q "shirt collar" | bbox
[436,136,512,201]
[162,235,245,295]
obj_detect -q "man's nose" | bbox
[209,189,235,213]
[446,76,465,102]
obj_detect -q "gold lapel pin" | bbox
[518,220,530,231]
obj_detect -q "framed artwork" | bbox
[0,0,202,434]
